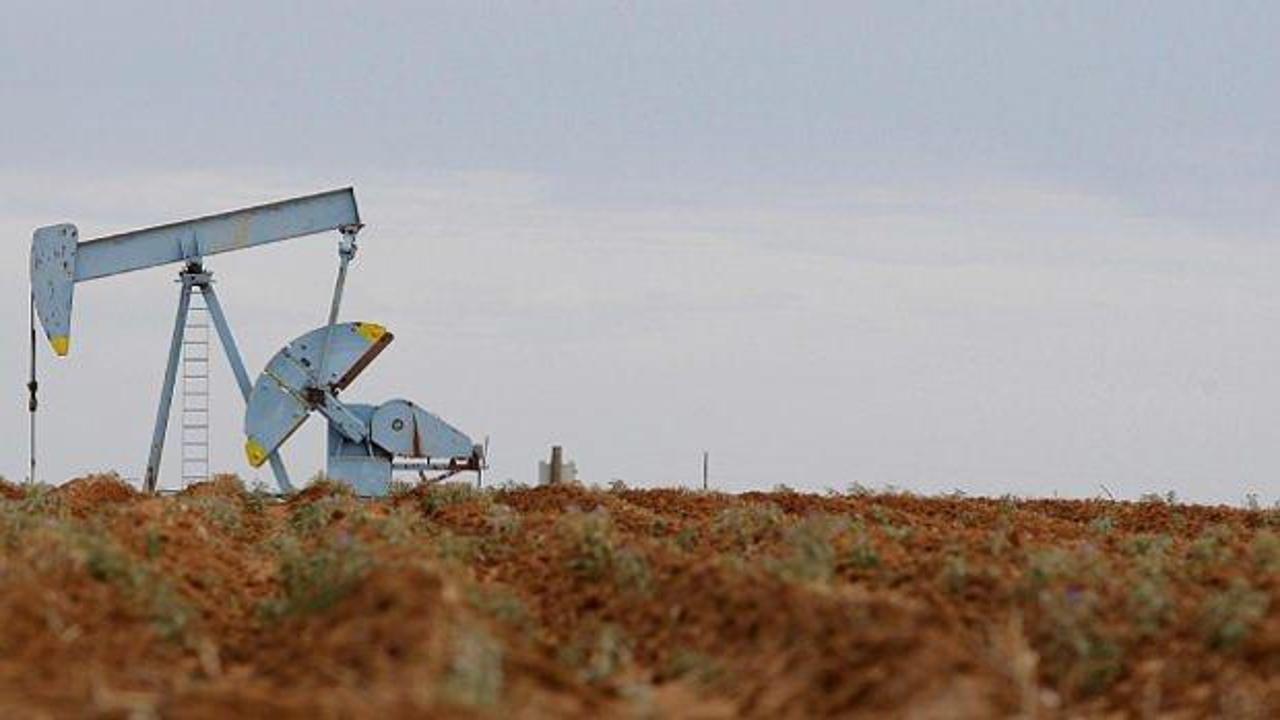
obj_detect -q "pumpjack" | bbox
[29,188,484,496]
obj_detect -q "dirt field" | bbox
[0,474,1275,718]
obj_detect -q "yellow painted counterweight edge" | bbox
[354,322,387,343]
[245,438,269,467]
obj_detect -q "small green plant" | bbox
[442,625,504,707]
[378,504,423,544]
[386,480,415,498]
[244,481,272,515]
[1202,579,1269,651]
[84,535,191,640]
[846,482,873,497]
[1035,588,1123,696]
[940,551,969,594]
[557,509,653,595]
[842,525,881,572]
[1187,524,1233,572]
[1088,515,1115,537]
[288,494,356,536]
[485,503,521,537]
[1126,575,1171,637]
[263,536,371,617]
[467,585,530,629]
[180,495,244,534]
[419,482,489,515]
[584,624,632,683]
[663,648,722,686]
[613,547,653,597]
[1250,530,1280,574]
[435,530,483,564]
[770,515,844,584]
[1125,534,1173,577]
[712,502,784,550]
[559,509,616,581]
[145,528,164,560]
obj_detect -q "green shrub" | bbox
[83,535,191,640]
[443,625,504,707]
[1202,579,1269,651]
[263,536,371,617]
[770,515,844,584]
[712,502,785,550]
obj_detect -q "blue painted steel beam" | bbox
[74,188,359,281]
[143,273,195,493]
[202,282,293,493]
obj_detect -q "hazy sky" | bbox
[3,2,1278,503]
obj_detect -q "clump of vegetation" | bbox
[556,508,653,595]
[712,502,785,550]
[376,504,424,544]
[467,584,530,630]
[1201,579,1269,651]
[583,624,633,683]
[435,529,483,565]
[770,514,846,584]
[1088,514,1115,537]
[871,506,914,542]
[559,509,616,580]
[846,482,874,497]
[939,550,969,594]
[442,624,505,707]
[1139,491,1179,505]
[179,495,245,534]
[840,518,881,572]
[612,547,653,596]
[1034,587,1123,697]
[662,648,723,686]
[1249,530,1280,574]
[288,493,359,536]
[83,533,192,640]
[262,535,372,617]
[672,527,699,552]
[1126,576,1171,637]
[1186,524,1234,573]
[419,482,490,516]
[485,503,521,537]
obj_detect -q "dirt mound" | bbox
[287,478,355,505]
[53,473,140,514]
[178,474,248,500]
[0,479,24,500]
[0,476,1275,716]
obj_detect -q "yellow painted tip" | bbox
[50,335,70,357]
[245,438,268,468]
[355,322,388,343]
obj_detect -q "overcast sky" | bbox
[2,2,1278,503]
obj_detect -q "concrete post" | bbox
[549,445,563,485]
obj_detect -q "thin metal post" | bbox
[317,227,359,385]
[201,281,293,493]
[144,269,195,493]
[702,451,709,491]
[27,293,37,485]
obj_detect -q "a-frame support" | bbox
[143,262,292,494]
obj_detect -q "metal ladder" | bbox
[180,290,211,487]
